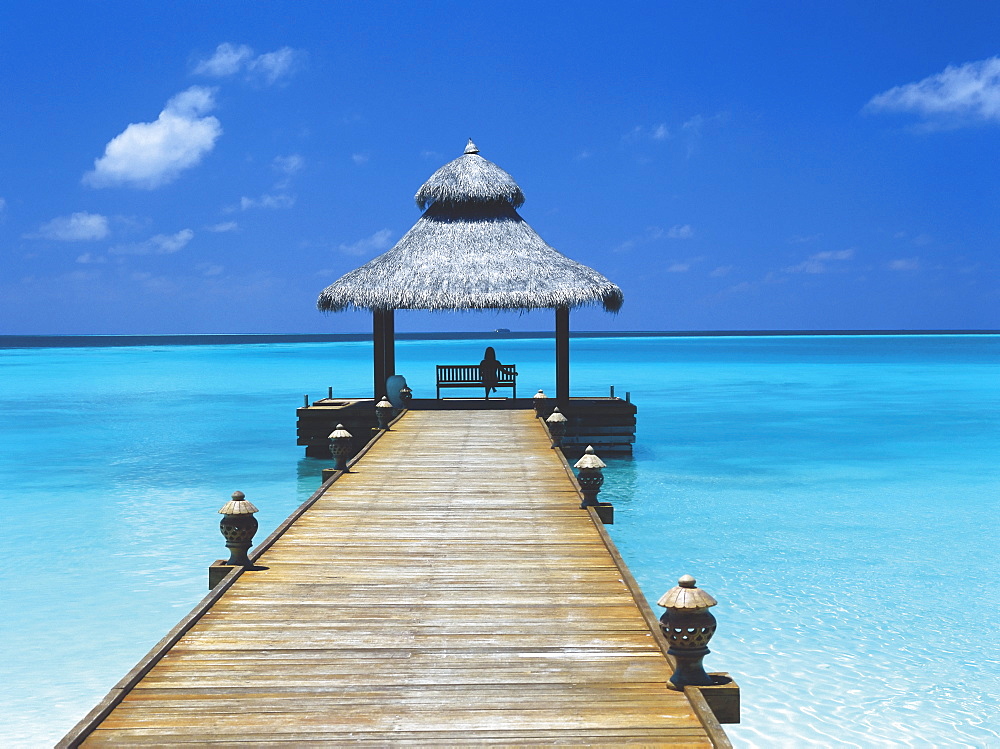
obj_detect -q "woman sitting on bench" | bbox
[479,347,502,400]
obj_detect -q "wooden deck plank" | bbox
[74,410,715,746]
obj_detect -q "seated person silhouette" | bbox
[479,347,502,400]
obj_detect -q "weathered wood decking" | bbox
[65,410,726,746]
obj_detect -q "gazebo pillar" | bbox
[372,308,395,399]
[555,306,570,405]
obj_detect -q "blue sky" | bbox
[2,1,998,334]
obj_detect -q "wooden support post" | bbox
[555,306,570,405]
[372,309,396,400]
[373,309,385,400]
[383,308,395,382]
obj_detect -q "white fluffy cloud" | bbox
[207,221,238,233]
[868,57,1000,124]
[29,212,109,241]
[194,43,302,85]
[667,224,694,239]
[339,229,393,256]
[83,87,222,189]
[110,229,194,255]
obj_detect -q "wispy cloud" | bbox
[206,221,238,233]
[193,43,303,85]
[867,57,1000,126]
[0,197,6,222]
[27,212,109,241]
[339,229,393,256]
[83,87,221,189]
[788,233,821,244]
[240,193,295,210]
[352,153,369,165]
[784,248,855,274]
[272,154,304,175]
[614,224,694,253]
[623,124,669,144]
[888,257,920,271]
[710,265,734,277]
[270,154,304,190]
[196,263,225,276]
[110,229,194,255]
[193,43,252,76]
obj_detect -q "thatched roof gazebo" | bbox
[317,140,623,402]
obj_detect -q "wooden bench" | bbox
[436,364,518,399]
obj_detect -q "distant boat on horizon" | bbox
[494,328,511,333]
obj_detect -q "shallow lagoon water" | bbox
[2,335,998,746]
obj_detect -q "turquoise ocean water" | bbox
[1,335,998,747]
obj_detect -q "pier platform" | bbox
[62,410,731,746]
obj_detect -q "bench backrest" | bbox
[436,364,516,384]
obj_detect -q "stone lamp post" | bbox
[399,385,413,407]
[218,491,259,567]
[657,575,719,690]
[533,389,548,417]
[328,423,353,471]
[545,407,567,448]
[375,396,394,429]
[573,445,605,508]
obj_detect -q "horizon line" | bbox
[2,329,999,349]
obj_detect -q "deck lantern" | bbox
[399,385,413,406]
[328,424,353,471]
[573,445,606,508]
[217,491,259,567]
[545,407,568,448]
[657,575,719,690]
[533,389,548,417]
[375,396,394,429]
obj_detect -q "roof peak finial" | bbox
[464,138,479,155]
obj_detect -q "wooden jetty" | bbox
[62,409,734,746]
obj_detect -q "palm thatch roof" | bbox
[317,140,623,313]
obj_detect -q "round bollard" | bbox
[533,389,548,417]
[573,445,606,508]
[375,396,394,430]
[328,423,353,471]
[545,407,568,448]
[657,575,719,689]
[218,491,259,567]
